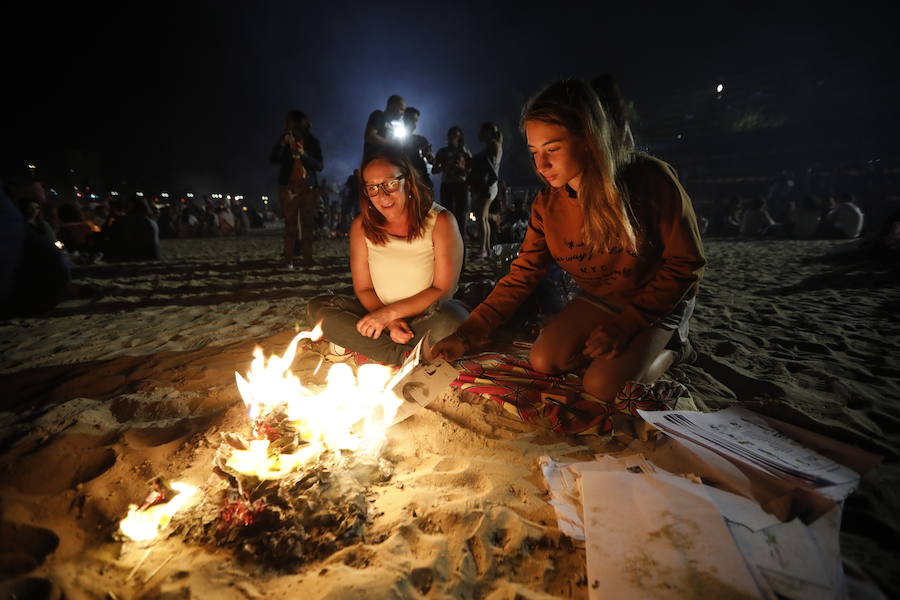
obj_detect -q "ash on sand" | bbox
[171,429,393,571]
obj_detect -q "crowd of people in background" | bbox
[699,191,869,240]
[4,77,899,320]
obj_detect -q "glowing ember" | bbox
[119,482,198,542]
[230,327,403,476]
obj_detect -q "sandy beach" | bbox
[1,226,897,599]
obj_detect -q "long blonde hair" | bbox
[521,79,637,253]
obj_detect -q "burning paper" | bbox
[119,481,198,542]
[232,326,404,470]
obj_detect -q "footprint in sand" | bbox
[0,521,59,579]
[11,435,117,495]
[0,577,64,600]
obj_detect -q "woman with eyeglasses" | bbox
[307,149,467,365]
[432,79,706,406]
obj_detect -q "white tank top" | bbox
[366,203,449,305]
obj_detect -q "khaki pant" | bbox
[279,183,316,263]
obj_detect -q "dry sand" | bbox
[1,227,897,599]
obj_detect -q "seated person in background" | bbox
[102,196,160,262]
[432,79,705,405]
[19,198,57,245]
[739,196,778,237]
[1,187,70,318]
[793,195,822,239]
[57,202,97,253]
[307,149,467,365]
[824,193,865,239]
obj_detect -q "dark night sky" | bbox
[3,4,897,202]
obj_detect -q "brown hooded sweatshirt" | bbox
[457,153,706,347]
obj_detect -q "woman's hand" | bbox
[431,331,469,362]
[583,324,635,359]
[356,307,396,339]
[387,319,414,344]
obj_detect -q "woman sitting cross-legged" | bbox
[307,149,468,365]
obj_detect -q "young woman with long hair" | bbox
[432,79,706,403]
[307,149,467,365]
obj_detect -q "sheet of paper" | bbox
[638,408,859,488]
[581,471,761,599]
[540,455,656,542]
[386,335,460,407]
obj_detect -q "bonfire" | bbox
[118,325,404,569]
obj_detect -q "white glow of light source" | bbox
[261,195,268,201]
[264,200,269,205]
[54,241,64,250]
[716,83,724,93]
[391,120,407,140]
[186,193,194,198]
[468,212,476,222]
[110,191,119,196]
[27,163,36,170]
[226,195,232,200]
[136,192,144,197]
[161,192,169,198]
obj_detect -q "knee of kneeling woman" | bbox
[582,366,628,403]
[528,345,570,375]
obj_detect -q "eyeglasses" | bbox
[363,174,405,198]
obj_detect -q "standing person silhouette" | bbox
[364,94,405,160]
[400,106,434,189]
[270,110,323,268]
[433,79,706,407]
[432,126,472,241]
[468,122,503,258]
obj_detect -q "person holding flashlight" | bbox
[431,78,705,406]
[307,148,467,365]
[270,110,323,268]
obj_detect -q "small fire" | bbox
[225,438,323,480]
[230,326,403,475]
[119,482,198,542]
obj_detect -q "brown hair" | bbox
[359,150,433,245]
[521,78,637,254]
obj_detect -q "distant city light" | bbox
[186,192,194,198]
[226,194,232,200]
[261,195,269,201]
[161,192,169,198]
[235,195,243,200]
[264,200,269,205]
[136,192,144,197]
[677,133,683,140]
[27,163,36,170]
[716,83,724,93]
[90,193,99,199]
[55,241,65,250]
[110,191,119,196]
[468,212,476,222]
